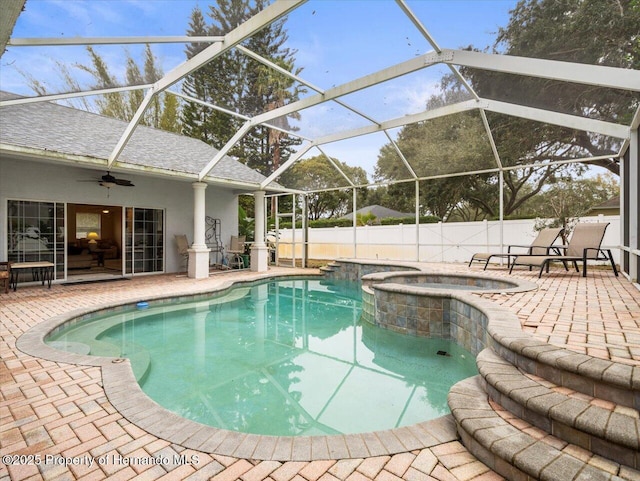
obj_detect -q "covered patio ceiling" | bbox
[1,0,639,196]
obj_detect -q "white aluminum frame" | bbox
[2,0,639,278]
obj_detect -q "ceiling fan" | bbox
[78,172,134,188]
[77,171,134,197]
[98,172,134,188]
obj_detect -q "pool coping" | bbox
[16,270,464,461]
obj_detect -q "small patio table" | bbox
[9,261,55,291]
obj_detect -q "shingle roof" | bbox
[0,91,272,188]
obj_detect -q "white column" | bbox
[251,190,269,272]
[188,182,210,278]
[415,180,420,261]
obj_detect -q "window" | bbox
[76,212,101,239]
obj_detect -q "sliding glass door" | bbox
[6,200,65,280]
[125,207,164,274]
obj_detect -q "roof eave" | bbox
[0,143,291,192]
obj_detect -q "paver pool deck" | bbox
[1,262,639,481]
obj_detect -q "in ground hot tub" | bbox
[357,268,537,356]
[362,271,529,293]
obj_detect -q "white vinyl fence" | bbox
[275,215,621,265]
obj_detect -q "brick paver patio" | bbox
[1,263,638,480]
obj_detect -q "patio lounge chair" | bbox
[175,234,190,272]
[227,235,246,269]
[509,222,618,278]
[468,227,564,270]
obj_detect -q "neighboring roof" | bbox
[589,195,620,214]
[341,205,413,220]
[0,91,276,189]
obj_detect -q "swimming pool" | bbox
[46,277,477,436]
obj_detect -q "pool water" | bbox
[47,278,478,436]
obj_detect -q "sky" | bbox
[1,0,518,177]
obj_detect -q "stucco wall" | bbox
[0,157,239,274]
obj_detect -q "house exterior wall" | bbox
[0,157,239,274]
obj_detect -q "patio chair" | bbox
[175,234,190,272]
[227,235,246,269]
[468,227,564,270]
[0,262,10,294]
[509,222,618,278]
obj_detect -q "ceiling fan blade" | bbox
[114,178,134,186]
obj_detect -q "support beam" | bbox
[170,90,312,142]
[8,36,224,46]
[107,89,155,168]
[479,109,503,170]
[415,180,420,261]
[260,142,315,189]
[352,188,357,259]
[108,0,307,167]
[444,48,640,92]
[198,121,253,181]
[384,130,418,179]
[627,125,639,282]
[396,1,479,101]
[237,45,382,127]
[0,84,152,107]
[249,51,446,128]
[316,146,356,186]
[304,98,628,155]
[313,100,481,148]
[484,100,629,139]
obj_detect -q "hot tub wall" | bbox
[323,260,419,283]
[362,288,489,356]
[375,273,516,291]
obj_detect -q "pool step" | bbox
[476,348,640,470]
[448,376,640,481]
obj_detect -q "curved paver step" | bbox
[488,323,640,411]
[448,376,640,481]
[476,348,640,470]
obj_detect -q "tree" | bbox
[527,173,620,232]
[375,0,636,220]
[181,0,303,175]
[24,45,180,132]
[374,84,500,220]
[464,0,640,175]
[181,6,240,149]
[280,156,368,220]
